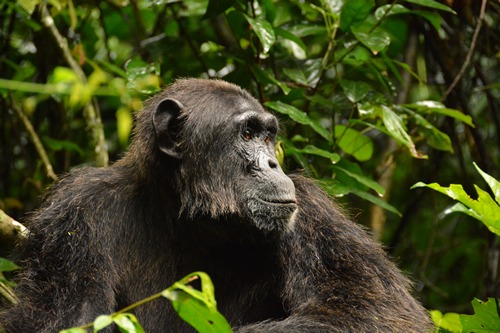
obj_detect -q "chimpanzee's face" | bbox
[152,80,297,232]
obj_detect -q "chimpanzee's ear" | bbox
[153,98,184,159]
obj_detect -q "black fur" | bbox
[0,79,433,332]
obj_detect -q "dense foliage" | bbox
[0,0,499,331]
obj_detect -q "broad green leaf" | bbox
[430,310,462,333]
[403,101,474,127]
[351,25,391,54]
[339,79,371,103]
[334,125,374,161]
[94,315,113,331]
[244,15,275,53]
[113,313,145,333]
[403,0,456,14]
[474,162,500,203]
[50,67,80,84]
[289,24,327,38]
[412,113,453,152]
[295,145,340,163]
[350,188,401,216]
[275,28,307,53]
[320,179,351,197]
[411,182,500,235]
[381,105,426,159]
[339,0,374,31]
[460,298,500,332]
[0,258,19,272]
[282,68,309,86]
[333,159,385,195]
[162,272,232,333]
[265,101,330,141]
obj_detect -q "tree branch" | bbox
[442,0,488,100]
[40,4,108,166]
[11,98,58,182]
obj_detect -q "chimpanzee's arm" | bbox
[0,171,119,333]
[238,174,432,333]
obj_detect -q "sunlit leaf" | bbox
[162,272,232,333]
[474,162,500,204]
[403,101,474,127]
[334,125,373,161]
[339,79,371,103]
[113,313,145,333]
[411,181,500,235]
[295,145,340,163]
[381,106,426,158]
[244,15,275,53]
[59,328,86,333]
[116,107,133,147]
[94,315,113,331]
[351,26,391,54]
[0,258,19,272]
[460,298,500,332]
[265,101,330,141]
[430,310,462,333]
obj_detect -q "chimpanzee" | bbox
[0,78,432,332]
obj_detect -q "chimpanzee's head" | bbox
[146,78,297,232]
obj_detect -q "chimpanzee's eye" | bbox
[243,128,252,141]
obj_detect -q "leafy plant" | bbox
[60,272,232,333]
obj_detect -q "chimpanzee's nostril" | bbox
[269,159,278,169]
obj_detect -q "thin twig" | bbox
[442,0,488,100]
[40,4,108,166]
[11,98,58,182]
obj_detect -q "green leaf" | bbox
[339,0,374,31]
[374,4,411,20]
[403,0,456,14]
[113,313,145,333]
[94,315,113,331]
[275,28,307,53]
[351,25,391,54]
[350,188,401,216]
[411,113,453,152]
[403,101,474,127]
[474,162,500,204]
[243,15,275,53]
[282,68,309,86]
[381,106,426,159]
[333,159,385,196]
[116,107,133,147]
[265,101,330,141]
[430,310,462,333]
[162,272,232,333]
[411,182,500,235]
[339,79,371,103]
[295,145,340,163]
[59,328,87,333]
[460,298,500,332]
[334,125,374,161]
[0,258,19,272]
